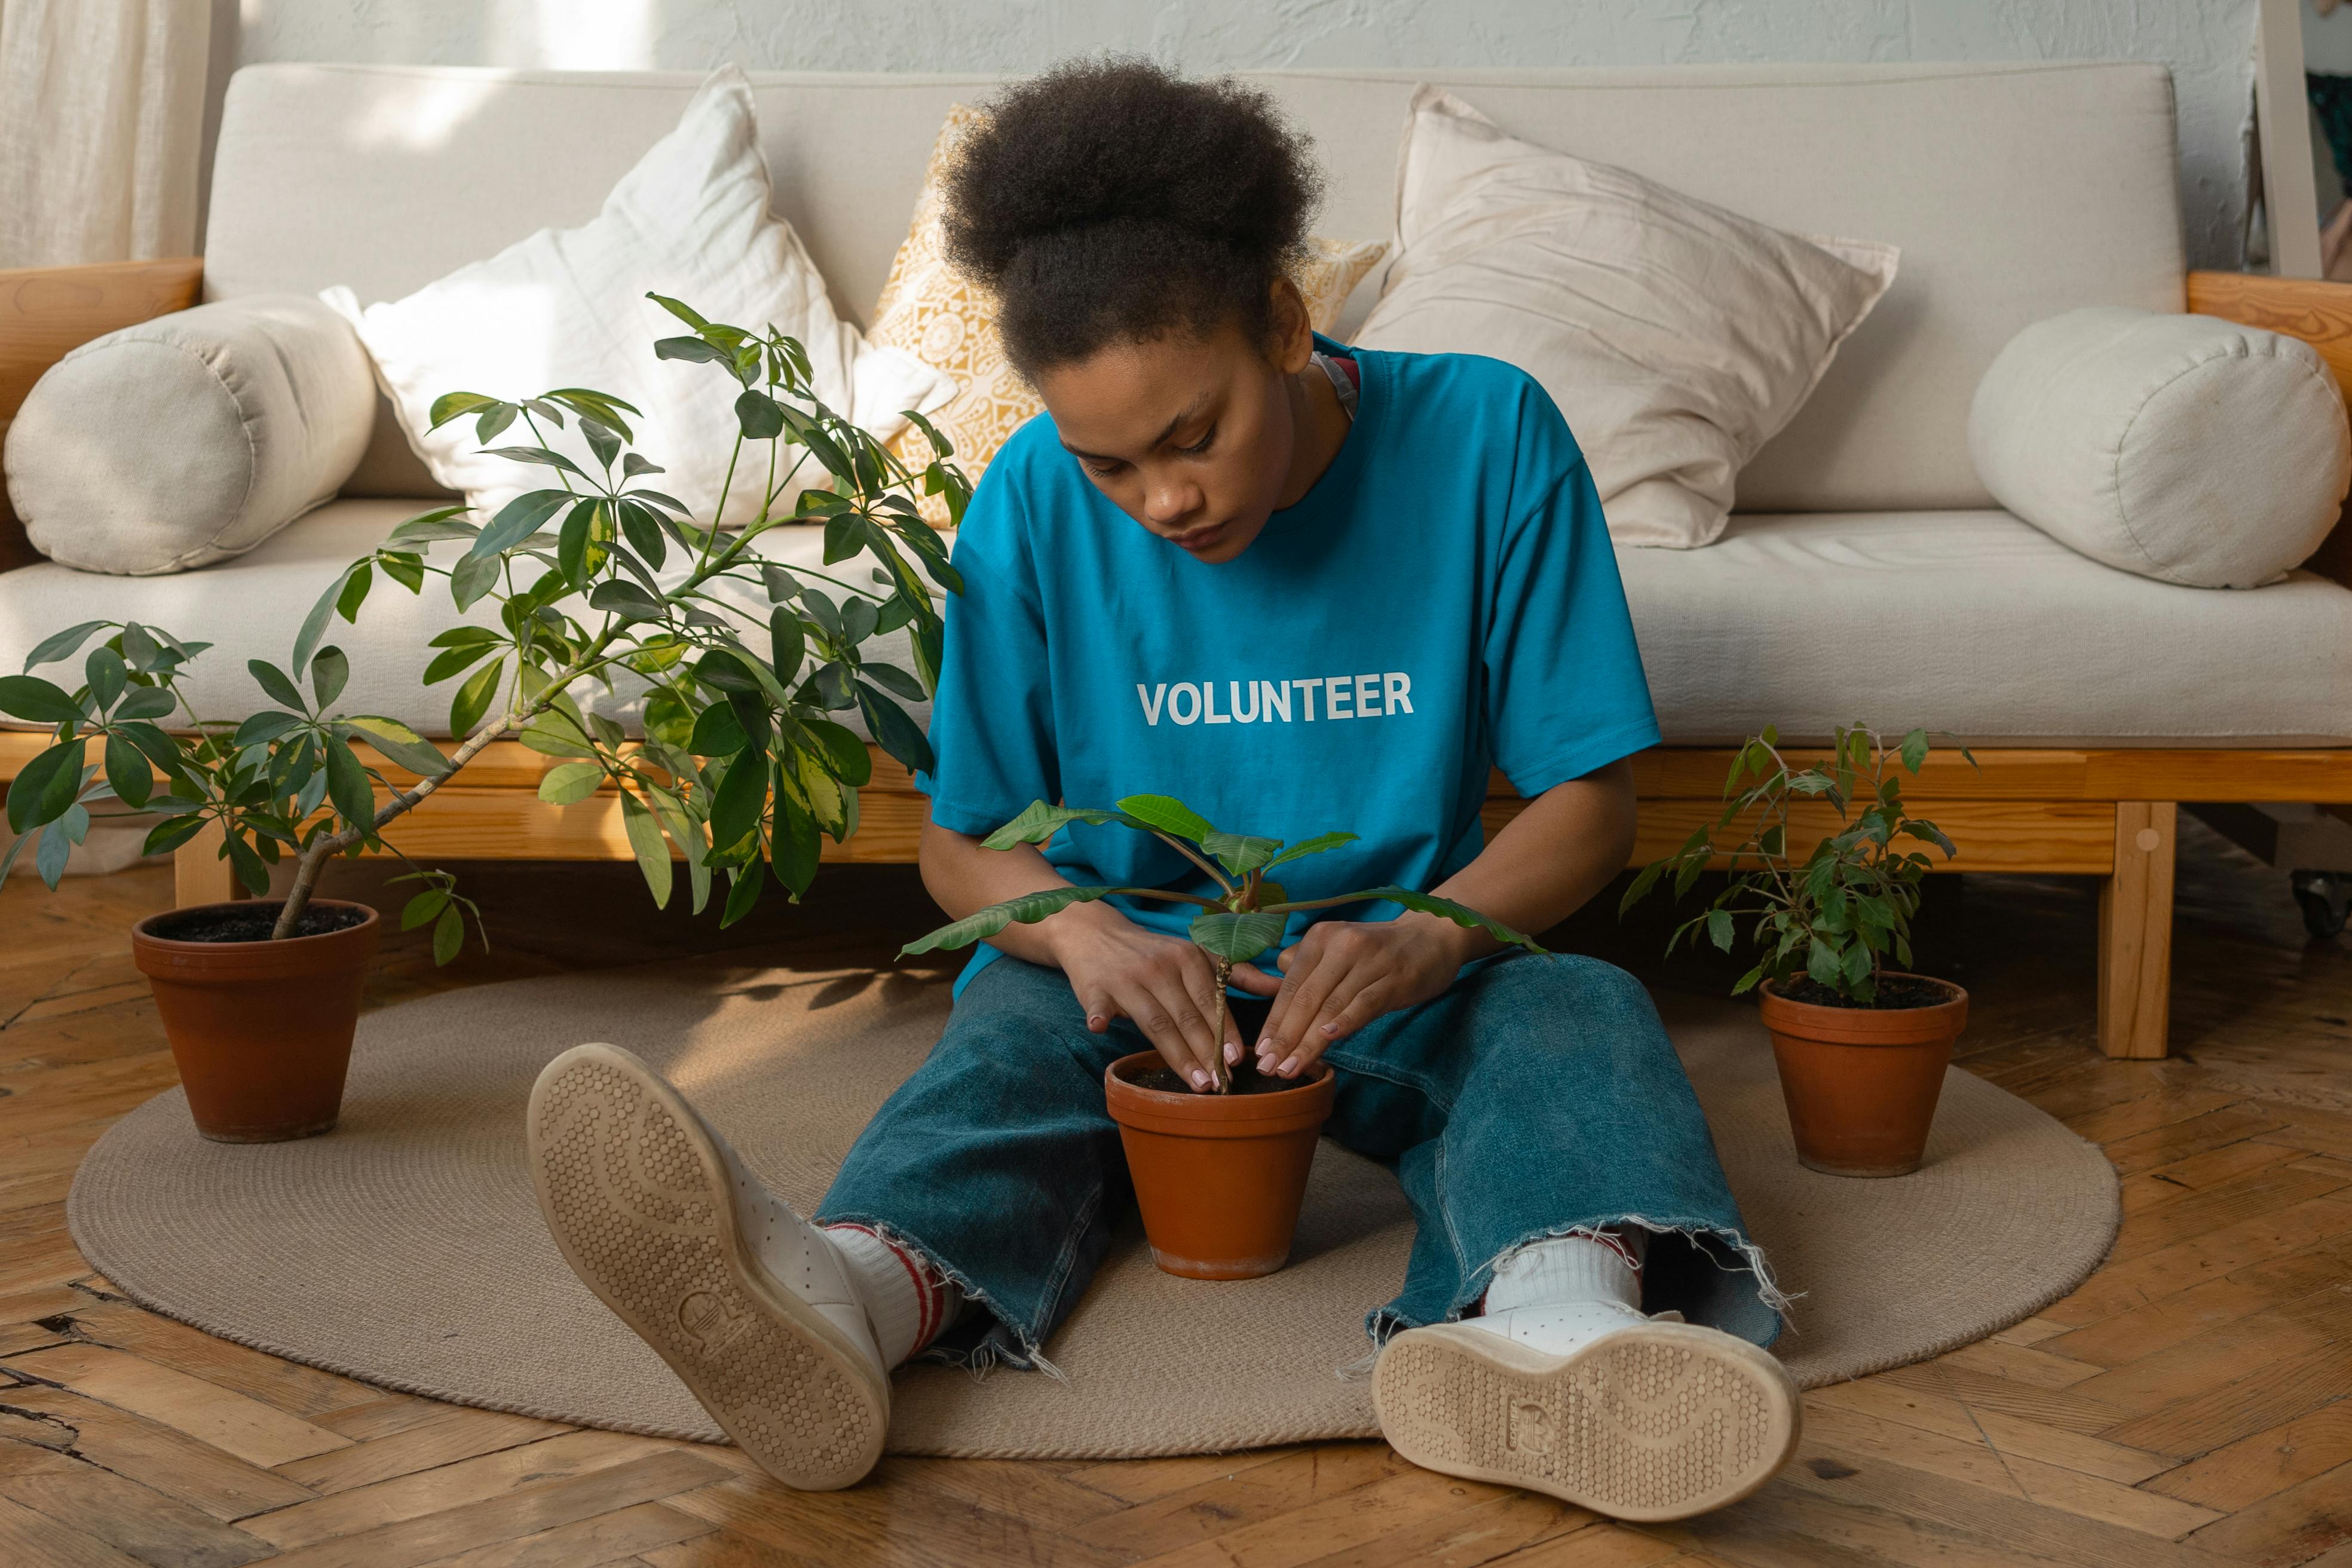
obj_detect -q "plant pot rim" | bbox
[1758,972,1967,1016]
[131,898,379,951]
[1103,1050,1336,1137]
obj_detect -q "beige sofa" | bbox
[4,62,2350,1060]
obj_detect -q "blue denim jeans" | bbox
[816,950,1783,1368]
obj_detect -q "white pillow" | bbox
[5,295,373,575]
[326,67,953,529]
[1353,87,1898,550]
[1970,307,2350,589]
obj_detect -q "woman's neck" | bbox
[1273,357,1353,510]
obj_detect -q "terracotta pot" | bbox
[130,901,379,1143]
[1758,973,1968,1178]
[1104,1052,1336,1279]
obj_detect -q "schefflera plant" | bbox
[902,794,1547,1092]
[0,293,969,959]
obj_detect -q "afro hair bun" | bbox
[942,57,1323,373]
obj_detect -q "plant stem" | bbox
[1211,955,1233,1094]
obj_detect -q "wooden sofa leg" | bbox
[2097,802,2176,1059]
[173,823,238,908]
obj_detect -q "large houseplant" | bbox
[0,296,970,1141]
[1623,723,1971,1177]
[902,793,1542,1278]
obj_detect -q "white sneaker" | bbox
[526,1042,889,1490]
[1373,1307,1800,1521]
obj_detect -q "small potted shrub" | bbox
[0,296,969,1141]
[1624,724,1971,1178]
[902,794,1542,1278]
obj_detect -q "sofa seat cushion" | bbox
[1621,511,2352,746]
[0,501,932,743]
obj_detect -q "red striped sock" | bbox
[822,1223,961,1366]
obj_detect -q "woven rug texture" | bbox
[68,961,2118,1460]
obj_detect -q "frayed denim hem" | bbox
[814,1210,1067,1382]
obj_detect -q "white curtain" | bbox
[0,0,212,268]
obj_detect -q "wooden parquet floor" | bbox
[2,823,2351,1567]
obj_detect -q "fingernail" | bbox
[1190,1068,1209,1088]
[1321,1023,1340,1037]
[1225,1040,1241,1064]
[1088,1014,1105,1030]
[1278,1055,1300,1074]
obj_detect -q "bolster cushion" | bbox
[4,295,375,576]
[1968,307,2350,589]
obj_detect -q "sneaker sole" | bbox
[525,1042,888,1489]
[1371,1319,1800,1521]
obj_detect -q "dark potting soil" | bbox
[1781,974,1955,1010]
[148,904,368,944]
[1132,1060,1306,1097]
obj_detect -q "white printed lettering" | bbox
[1137,683,1167,725]
[1203,680,1231,724]
[1384,672,1413,714]
[1356,673,1381,716]
[1168,682,1202,725]
[1293,677,1323,720]
[1326,675,1354,719]
[1231,680,1258,723]
[1259,679,1291,722]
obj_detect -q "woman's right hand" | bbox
[1047,902,1278,1090]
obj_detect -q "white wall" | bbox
[228,0,2261,267]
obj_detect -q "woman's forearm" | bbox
[1411,758,1639,963]
[917,813,1126,967]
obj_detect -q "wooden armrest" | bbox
[2186,270,2352,587]
[0,257,204,575]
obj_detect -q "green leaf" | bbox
[1278,886,1546,955]
[1842,939,1874,988]
[480,445,589,479]
[1115,794,1215,844]
[645,784,710,915]
[517,711,597,758]
[103,734,152,808]
[587,581,665,623]
[384,507,479,547]
[558,498,604,587]
[428,391,500,429]
[22,620,111,673]
[336,562,374,624]
[323,735,376,829]
[112,685,174,722]
[688,700,751,758]
[247,660,307,712]
[653,335,724,364]
[735,389,785,440]
[801,718,872,786]
[1200,831,1281,878]
[1900,820,1958,858]
[979,800,1147,851]
[432,903,466,966]
[341,715,452,777]
[616,500,666,569]
[862,661,924,701]
[140,813,208,857]
[579,418,621,472]
[1706,908,1735,952]
[379,552,427,593]
[7,739,84,831]
[646,292,710,330]
[400,887,452,930]
[899,884,1122,956]
[470,488,572,559]
[1189,908,1286,963]
[450,552,502,611]
[223,831,270,896]
[853,682,931,775]
[537,759,605,805]
[770,782,820,897]
[84,647,126,713]
[621,791,673,908]
[769,608,805,684]
[708,751,768,854]
[449,657,506,736]
[311,646,350,708]
[0,674,82,725]
[1805,940,1843,988]
[1265,831,1359,869]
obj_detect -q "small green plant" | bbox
[0,293,970,957]
[902,794,1545,1091]
[1621,724,1972,1003]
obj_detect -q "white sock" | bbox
[1466,1232,1656,1355]
[822,1224,963,1368]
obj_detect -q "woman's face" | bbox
[1029,288,1318,566]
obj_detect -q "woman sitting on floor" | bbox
[525,57,1797,1520]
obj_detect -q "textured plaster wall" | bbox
[231,0,2260,267]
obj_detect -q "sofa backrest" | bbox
[206,62,2185,515]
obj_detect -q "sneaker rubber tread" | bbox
[1372,1321,1799,1521]
[526,1044,886,1489]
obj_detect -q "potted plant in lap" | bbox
[1623,723,1972,1178]
[901,792,1545,1278]
[0,295,970,1142]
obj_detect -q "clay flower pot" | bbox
[1104,1051,1336,1279]
[130,901,379,1143]
[1757,973,1968,1178]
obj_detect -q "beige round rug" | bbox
[69,961,2117,1460]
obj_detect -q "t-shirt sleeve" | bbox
[1484,446,1662,797]
[911,464,1061,837]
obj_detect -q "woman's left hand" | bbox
[1252,912,1479,1080]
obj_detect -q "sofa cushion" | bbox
[1619,512,2352,746]
[0,501,937,743]
[4,295,373,575]
[324,67,954,529]
[1969,307,2350,589]
[1355,85,1896,549]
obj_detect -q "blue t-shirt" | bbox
[915,341,1660,994]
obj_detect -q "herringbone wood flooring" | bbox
[2,824,2350,1567]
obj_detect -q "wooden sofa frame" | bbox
[4,260,2350,1061]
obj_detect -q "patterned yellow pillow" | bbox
[870,105,1388,526]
